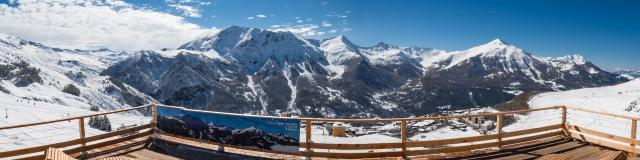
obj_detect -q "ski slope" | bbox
[0,94,150,151]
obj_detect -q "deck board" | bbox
[69,135,631,160]
[422,137,627,160]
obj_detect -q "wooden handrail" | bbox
[158,104,563,122]
[566,106,640,120]
[0,105,149,130]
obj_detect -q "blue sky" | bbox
[1,0,638,70]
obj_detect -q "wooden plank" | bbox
[567,131,640,153]
[566,124,640,145]
[158,132,301,156]
[0,106,148,130]
[159,133,298,159]
[84,124,151,143]
[301,151,404,159]
[302,142,403,150]
[406,134,498,147]
[405,124,561,148]
[406,131,563,156]
[561,106,567,125]
[401,120,407,158]
[502,131,564,146]
[0,139,82,158]
[407,141,500,156]
[44,148,75,160]
[501,124,563,138]
[79,117,86,153]
[497,113,504,148]
[65,130,152,154]
[566,106,640,120]
[305,119,311,152]
[151,103,158,131]
[0,124,151,158]
[77,137,148,159]
[632,119,637,147]
[561,106,567,137]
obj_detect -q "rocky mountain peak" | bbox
[178,26,324,73]
[370,42,394,50]
[553,54,586,65]
[487,38,509,46]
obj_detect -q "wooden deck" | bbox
[3,104,640,160]
[106,135,628,160]
[425,137,627,160]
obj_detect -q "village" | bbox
[304,108,499,139]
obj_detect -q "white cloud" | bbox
[0,0,218,50]
[256,14,267,18]
[329,29,338,33]
[296,19,304,23]
[247,16,254,20]
[168,4,201,18]
[269,24,322,37]
[321,21,333,27]
[105,0,129,7]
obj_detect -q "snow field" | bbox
[0,94,150,152]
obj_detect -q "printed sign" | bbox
[156,106,300,153]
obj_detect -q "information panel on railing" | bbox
[156,106,301,153]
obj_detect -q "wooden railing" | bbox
[297,106,565,158]
[0,104,156,160]
[564,106,640,154]
[2,104,640,159]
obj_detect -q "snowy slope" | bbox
[0,33,158,152]
[0,93,150,151]
[529,79,640,115]
[0,33,155,111]
[506,79,640,139]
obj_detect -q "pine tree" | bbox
[88,115,112,132]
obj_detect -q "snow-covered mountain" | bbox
[0,33,155,111]
[383,39,626,115]
[611,69,640,80]
[0,26,628,118]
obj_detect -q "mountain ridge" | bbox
[0,26,629,117]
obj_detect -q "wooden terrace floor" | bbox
[79,135,633,160]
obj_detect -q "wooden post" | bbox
[151,103,158,131]
[561,106,567,126]
[305,119,312,152]
[401,120,407,158]
[632,119,637,147]
[497,113,504,149]
[562,106,568,137]
[78,117,86,153]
